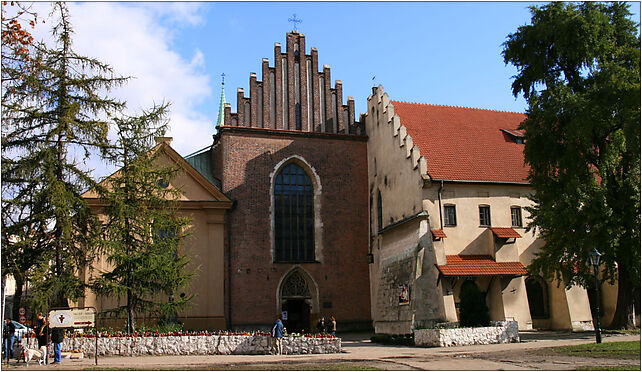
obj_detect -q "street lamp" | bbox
[589,248,602,344]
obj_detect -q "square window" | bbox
[444,205,457,226]
[511,207,523,227]
[479,206,491,226]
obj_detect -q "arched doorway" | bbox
[279,269,316,333]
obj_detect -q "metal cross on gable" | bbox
[288,14,302,31]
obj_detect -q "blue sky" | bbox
[24,2,641,177]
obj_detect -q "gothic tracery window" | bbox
[274,162,314,262]
[281,271,311,298]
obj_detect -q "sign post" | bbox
[48,307,98,365]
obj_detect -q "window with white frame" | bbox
[444,205,457,226]
[479,205,491,226]
[511,206,523,227]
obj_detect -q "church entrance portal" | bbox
[282,299,311,333]
[279,269,315,333]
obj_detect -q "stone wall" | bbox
[414,321,519,347]
[54,335,340,356]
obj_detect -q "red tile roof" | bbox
[489,227,522,238]
[391,101,529,183]
[431,229,447,238]
[436,255,528,277]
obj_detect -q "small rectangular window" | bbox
[511,206,523,227]
[479,205,491,226]
[444,205,457,226]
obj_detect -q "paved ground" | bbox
[2,331,639,370]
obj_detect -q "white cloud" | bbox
[25,2,214,178]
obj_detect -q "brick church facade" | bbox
[207,31,372,331]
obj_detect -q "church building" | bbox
[81,30,627,333]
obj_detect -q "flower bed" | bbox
[414,320,519,347]
[56,332,340,356]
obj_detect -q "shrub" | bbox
[459,281,490,327]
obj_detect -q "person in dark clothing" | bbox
[51,328,64,364]
[35,313,47,348]
[316,317,325,334]
[3,318,16,364]
[34,313,48,365]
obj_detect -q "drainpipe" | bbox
[438,180,444,230]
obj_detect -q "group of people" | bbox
[315,316,336,337]
[2,313,65,365]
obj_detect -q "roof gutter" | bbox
[430,178,530,186]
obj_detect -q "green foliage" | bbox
[91,105,193,333]
[458,281,490,327]
[370,333,414,346]
[502,2,640,328]
[1,2,127,309]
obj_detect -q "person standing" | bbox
[316,317,325,334]
[3,318,16,364]
[329,316,337,337]
[51,328,64,364]
[35,313,48,365]
[271,315,284,355]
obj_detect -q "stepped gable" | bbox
[391,101,529,184]
[222,31,362,135]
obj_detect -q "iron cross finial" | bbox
[221,72,225,84]
[288,14,302,31]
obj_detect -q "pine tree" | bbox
[1,2,127,310]
[92,106,193,333]
[503,2,640,329]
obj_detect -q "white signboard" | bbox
[48,308,95,328]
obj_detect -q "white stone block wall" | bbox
[57,335,340,356]
[414,320,519,347]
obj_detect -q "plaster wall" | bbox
[81,149,229,330]
[365,87,444,334]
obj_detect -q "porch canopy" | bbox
[436,255,527,277]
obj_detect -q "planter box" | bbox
[414,320,519,347]
[60,335,341,356]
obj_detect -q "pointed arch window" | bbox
[274,162,315,262]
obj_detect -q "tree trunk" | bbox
[127,290,135,334]
[608,263,636,329]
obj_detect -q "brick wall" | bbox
[215,127,371,330]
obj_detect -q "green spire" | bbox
[216,73,226,126]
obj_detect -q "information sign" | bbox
[48,308,96,328]
[282,311,288,320]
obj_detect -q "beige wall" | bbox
[80,146,230,331]
[366,87,445,334]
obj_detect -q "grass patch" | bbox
[548,341,641,360]
[575,365,641,371]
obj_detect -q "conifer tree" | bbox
[1,2,127,310]
[92,106,193,334]
[503,2,640,329]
